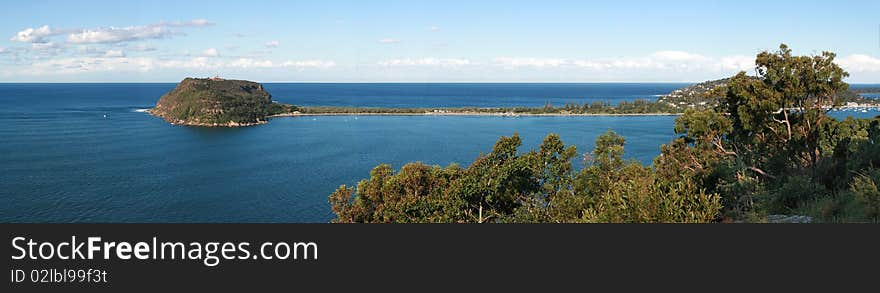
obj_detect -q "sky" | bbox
[1,0,879,82]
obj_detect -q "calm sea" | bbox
[1,83,878,223]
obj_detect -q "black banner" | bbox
[2,224,878,291]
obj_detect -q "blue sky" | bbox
[1,0,879,82]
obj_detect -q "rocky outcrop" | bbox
[767,215,813,223]
[150,77,296,127]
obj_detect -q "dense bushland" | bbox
[329,44,880,223]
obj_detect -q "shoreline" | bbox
[147,109,268,127]
[268,111,683,118]
[147,104,880,127]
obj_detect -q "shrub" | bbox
[765,175,826,214]
[851,173,880,219]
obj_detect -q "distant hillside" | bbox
[852,87,880,94]
[150,78,297,127]
[656,78,876,110]
[656,78,729,110]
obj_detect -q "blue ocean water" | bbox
[263,83,688,107]
[853,84,880,100]
[1,83,878,223]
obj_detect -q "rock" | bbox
[767,214,813,223]
[150,77,297,127]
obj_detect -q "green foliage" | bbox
[153,78,297,125]
[329,131,722,223]
[720,44,849,175]
[850,172,880,219]
[673,109,732,148]
[301,99,680,115]
[576,131,721,223]
[328,44,878,223]
[763,175,827,214]
[582,176,721,223]
[329,163,466,223]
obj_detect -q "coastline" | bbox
[268,111,683,118]
[146,109,268,127]
[147,103,880,127]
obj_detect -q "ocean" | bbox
[1,83,878,223]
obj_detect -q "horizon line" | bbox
[0,80,701,84]
[2,80,880,84]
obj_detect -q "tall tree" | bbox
[722,44,849,177]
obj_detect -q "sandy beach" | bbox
[269,111,682,118]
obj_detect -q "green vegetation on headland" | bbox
[293,100,677,116]
[293,80,874,116]
[329,44,880,223]
[151,75,876,127]
[657,76,874,110]
[150,77,298,126]
[852,87,880,94]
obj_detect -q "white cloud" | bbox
[202,48,219,57]
[23,57,156,75]
[247,49,273,56]
[838,54,880,72]
[280,60,337,69]
[0,47,7,54]
[30,42,61,51]
[379,58,473,68]
[495,57,567,68]
[68,26,173,44]
[10,20,212,55]
[605,57,662,69]
[652,51,710,62]
[379,38,399,44]
[429,26,440,32]
[227,58,275,68]
[486,52,753,73]
[718,55,754,71]
[131,43,157,52]
[77,46,100,54]
[265,40,280,48]
[188,58,335,69]
[12,54,337,77]
[103,50,125,58]
[66,19,213,44]
[223,58,336,69]
[157,57,211,69]
[159,57,335,70]
[570,60,611,70]
[168,18,214,27]
[10,25,63,43]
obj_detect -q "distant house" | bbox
[209,75,224,81]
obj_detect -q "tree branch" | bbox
[748,166,777,179]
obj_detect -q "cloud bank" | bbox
[3,19,880,82]
[11,19,213,46]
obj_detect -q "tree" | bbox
[721,44,849,178]
[329,131,721,223]
[328,44,878,223]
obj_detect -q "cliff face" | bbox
[150,78,294,127]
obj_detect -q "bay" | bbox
[1,83,877,222]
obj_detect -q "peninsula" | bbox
[150,77,879,127]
